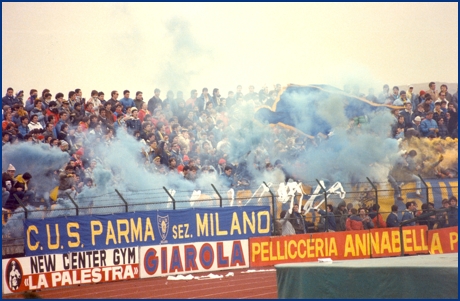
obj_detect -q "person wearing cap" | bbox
[59,140,70,153]
[420,111,438,137]
[217,158,227,175]
[12,90,23,107]
[126,108,142,135]
[60,99,72,116]
[150,155,162,173]
[412,115,422,134]
[406,85,414,102]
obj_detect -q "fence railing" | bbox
[2,177,457,258]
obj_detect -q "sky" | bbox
[2,2,458,99]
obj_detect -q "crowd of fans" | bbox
[278,196,458,235]
[1,82,458,217]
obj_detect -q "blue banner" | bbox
[24,206,271,256]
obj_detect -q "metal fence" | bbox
[2,176,457,258]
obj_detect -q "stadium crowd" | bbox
[278,196,458,236]
[1,83,458,231]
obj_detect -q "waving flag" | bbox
[255,84,402,137]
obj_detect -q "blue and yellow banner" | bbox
[24,206,271,256]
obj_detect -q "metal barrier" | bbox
[2,177,457,258]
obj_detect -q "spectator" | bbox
[422,95,434,113]
[126,108,142,135]
[433,102,446,123]
[392,115,406,139]
[418,202,436,230]
[334,201,348,231]
[17,116,30,140]
[196,88,211,112]
[447,196,458,227]
[437,118,448,139]
[279,209,296,236]
[137,102,150,123]
[411,103,426,121]
[346,208,364,230]
[316,204,337,232]
[386,205,400,228]
[420,111,438,137]
[400,102,413,128]
[358,208,374,229]
[377,84,390,103]
[2,87,15,109]
[28,115,43,131]
[58,165,77,199]
[426,82,438,103]
[368,204,386,228]
[120,90,135,114]
[401,201,416,226]
[30,99,46,128]
[185,89,198,110]
[291,203,307,234]
[148,88,162,114]
[220,165,235,189]
[393,90,407,106]
[244,85,258,101]
[133,91,143,110]
[2,164,16,210]
[98,91,106,106]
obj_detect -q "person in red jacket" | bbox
[369,204,386,228]
[346,208,364,230]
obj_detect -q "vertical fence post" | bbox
[263,182,276,235]
[417,174,430,206]
[66,193,79,216]
[211,184,222,207]
[163,187,176,210]
[13,195,29,219]
[366,177,380,227]
[316,180,328,232]
[399,224,405,256]
[115,189,129,213]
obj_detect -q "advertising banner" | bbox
[249,226,429,267]
[24,206,271,256]
[369,225,429,257]
[140,240,249,278]
[2,247,139,294]
[428,226,458,254]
